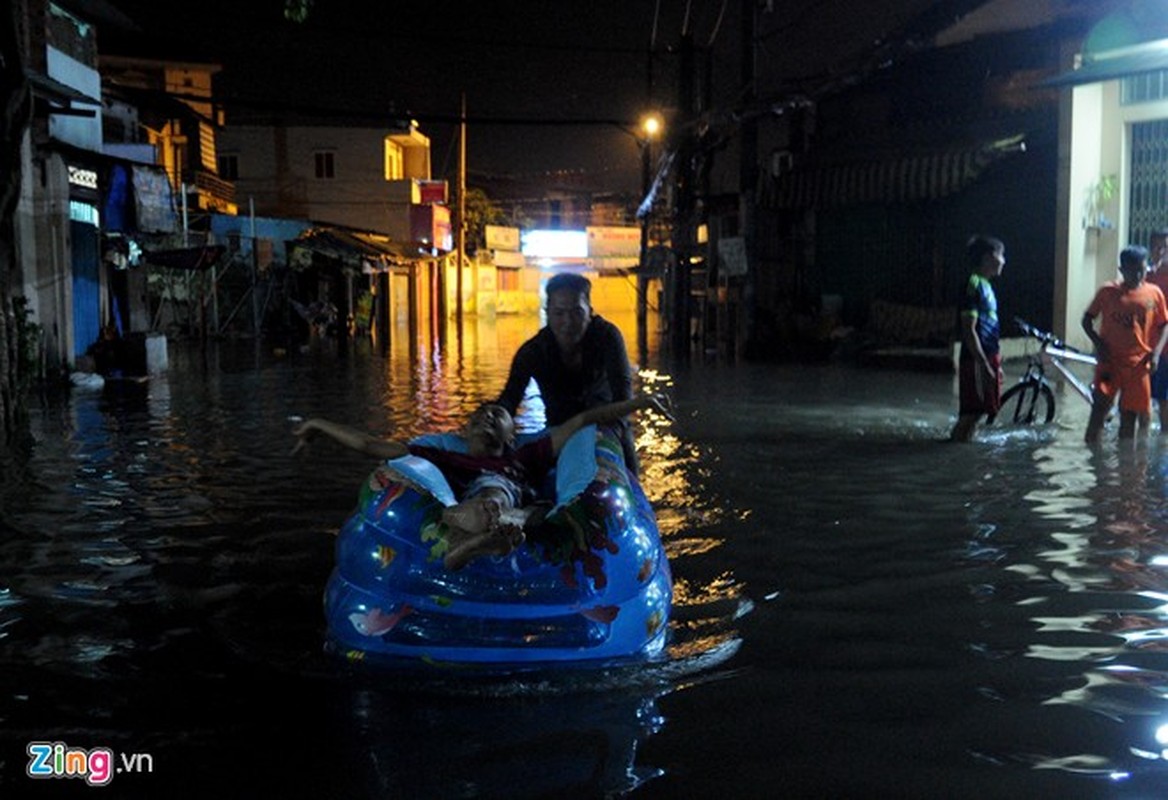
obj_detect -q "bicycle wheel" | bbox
[997,381,1056,425]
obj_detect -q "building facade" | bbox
[16,0,113,370]
[1050,3,1168,348]
[217,118,445,247]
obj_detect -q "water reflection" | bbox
[0,313,746,798]
[1001,425,1168,785]
[341,684,668,797]
[36,319,1168,794]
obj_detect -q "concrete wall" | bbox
[18,151,74,371]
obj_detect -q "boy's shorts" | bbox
[1095,361,1153,414]
[959,353,1002,415]
[464,473,525,508]
[1152,358,1168,402]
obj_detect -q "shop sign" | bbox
[485,225,520,251]
[68,166,98,189]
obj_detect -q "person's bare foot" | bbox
[444,525,525,571]
[441,496,501,535]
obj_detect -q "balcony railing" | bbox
[193,170,236,204]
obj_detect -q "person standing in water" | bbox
[1082,244,1168,445]
[950,235,1006,442]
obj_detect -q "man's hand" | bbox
[290,418,320,456]
[639,392,675,421]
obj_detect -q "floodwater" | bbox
[3,315,1168,798]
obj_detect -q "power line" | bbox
[138,85,643,130]
[220,94,638,130]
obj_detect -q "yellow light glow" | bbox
[642,113,663,139]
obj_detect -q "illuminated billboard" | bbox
[520,229,588,259]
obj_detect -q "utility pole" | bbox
[637,134,651,362]
[456,92,467,328]
[249,197,260,342]
[671,31,695,357]
[739,0,758,357]
[637,35,654,362]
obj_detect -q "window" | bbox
[314,151,335,179]
[218,154,239,181]
[1123,70,1168,105]
[385,141,403,180]
[69,200,99,226]
[497,267,520,291]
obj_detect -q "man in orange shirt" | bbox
[1146,229,1168,432]
[1082,244,1168,445]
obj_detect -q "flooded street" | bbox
[4,316,1168,798]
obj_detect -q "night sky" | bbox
[103,0,950,193]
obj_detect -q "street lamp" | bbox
[642,112,662,140]
[637,112,663,356]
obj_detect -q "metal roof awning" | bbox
[764,134,1027,210]
[288,227,432,273]
[1042,45,1168,88]
[104,83,217,126]
[26,69,96,104]
[26,69,99,118]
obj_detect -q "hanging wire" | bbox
[651,0,662,51]
[707,0,730,47]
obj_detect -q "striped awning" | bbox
[764,134,1026,210]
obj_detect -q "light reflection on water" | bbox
[0,314,744,798]
[9,321,1168,795]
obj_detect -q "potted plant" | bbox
[1084,174,1118,231]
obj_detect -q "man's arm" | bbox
[291,418,408,459]
[959,313,990,374]
[1082,311,1105,355]
[1153,322,1168,371]
[495,341,538,415]
[547,393,672,455]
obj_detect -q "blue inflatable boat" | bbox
[323,424,672,667]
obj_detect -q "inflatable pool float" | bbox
[323,424,672,667]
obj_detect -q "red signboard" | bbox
[418,180,448,205]
[411,204,452,252]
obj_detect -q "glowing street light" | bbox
[641,112,663,141]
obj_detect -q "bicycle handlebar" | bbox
[1013,317,1086,354]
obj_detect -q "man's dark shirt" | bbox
[496,315,633,425]
[496,315,638,471]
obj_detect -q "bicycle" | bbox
[989,317,1097,425]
